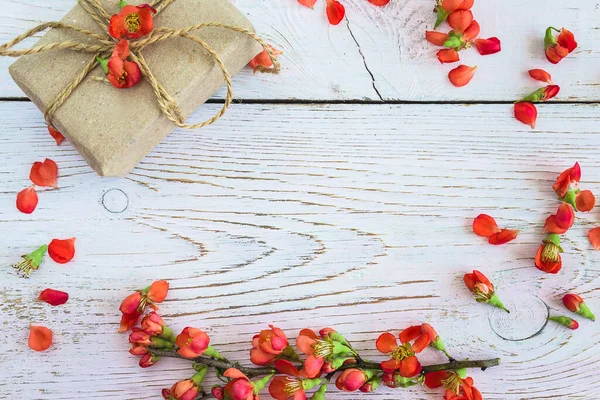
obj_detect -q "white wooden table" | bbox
[1,1,599,399]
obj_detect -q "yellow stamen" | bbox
[13,259,35,277]
[441,372,462,394]
[313,339,334,358]
[542,243,560,262]
[125,13,141,33]
[390,342,414,361]
[284,378,302,396]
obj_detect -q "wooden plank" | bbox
[1,101,600,398]
[0,0,598,101]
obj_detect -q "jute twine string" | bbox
[0,0,280,129]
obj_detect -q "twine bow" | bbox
[0,0,280,129]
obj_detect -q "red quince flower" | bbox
[336,369,373,392]
[368,0,390,6]
[162,376,202,400]
[535,234,563,274]
[212,385,224,400]
[259,325,288,355]
[473,37,501,55]
[326,0,345,25]
[48,237,76,264]
[225,368,258,400]
[118,280,169,332]
[426,31,450,46]
[437,49,460,64]
[553,162,581,198]
[375,332,422,377]
[562,293,595,321]
[425,371,482,400]
[270,360,322,400]
[296,328,354,378]
[544,27,577,64]
[549,316,579,330]
[462,21,480,42]
[129,343,148,356]
[30,158,58,187]
[48,126,65,145]
[141,312,175,340]
[99,38,142,89]
[16,186,38,214]
[447,10,473,34]
[472,214,518,245]
[464,270,510,312]
[38,288,69,306]
[109,4,156,39]
[139,353,160,368]
[513,102,537,129]
[555,203,574,230]
[589,227,600,251]
[448,65,476,87]
[298,0,317,8]
[528,69,553,84]
[249,45,283,73]
[250,334,276,366]
[12,244,47,277]
[399,323,450,357]
[176,327,210,358]
[29,325,53,352]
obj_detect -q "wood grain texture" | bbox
[1,102,600,399]
[0,0,599,101]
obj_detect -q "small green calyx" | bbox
[204,345,225,360]
[160,326,176,342]
[549,315,577,329]
[456,368,467,379]
[394,375,418,388]
[119,0,128,9]
[518,88,546,103]
[443,32,464,49]
[310,383,327,400]
[150,337,176,350]
[191,365,208,386]
[487,293,510,313]
[562,189,578,211]
[578,303,596,321]
[252,373,274,394]
[544,27,558,48]
[434,6,451,29]
[96,56,109,75]
[544,233,563,252]
[281,345,300,362]
[329,356,352,369]
[330,332,351,348]
[301,378,324,391]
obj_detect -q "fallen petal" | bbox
[437,48,460,63]
[555,203,575,230]
[488,229,519,245]
[368,0,390,5]
[473,37,501,55]
[30,158,58,187]
[48,238,76,264]
[543,215,568,234]
[326,0,345,25]
[528,69,553,84]
[298,0,317,8]
[249,45,283,72]
[48,126,65,145]
[447,10,473,33]
[462,20,480,41]
[38,289,69,306]
[425,31,449,46]
[448,65,476,87]
[16,186,38,214]
[29,325,53,351]
[576,190,595,212]
[589,227,600,251]
[473,214,500,237]
[513,102,537,129]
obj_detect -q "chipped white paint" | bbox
[0,0,599,101]
[1,102,600,399]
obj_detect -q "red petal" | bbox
[380,359,402,373]
[113,38,130,59]
[447,10,473,33]
[326,0,345,25]
[411,334,431,353]
[588,227,600,251]
[570,162,581,182]
[546,44,569,64]
[543,215,568,234]
[557,28,577,52]
[448,65,476,87]
[16,186,38,214]
[38,289,69,306]
[463,272,476,291]
[368,0,390,5]
[514,102,537,129]
[147,280,169,303]
[472,270,493,290]
[437,49,460,64]
[426,31,449,46]
[303,355,325,378]
[122,61,142,89]
[376,332,398,353]
[399,355,422,377]
[48,126,65,145]
[528,69,553,84]
[473,37,501,55]
[472,214,500,237]
[462,20,480,41]
[576,190,595,212]
[30,158,58,187]
[275,359,300,376]
[488,229,519,245]
[555,203,574,230]
[298,0,318,8]
[543,85,560,100]
[249,45,283,71]
[399,326,421,343]
[48,238,76,264]
[424,371,452,388]
[29,325,53,351]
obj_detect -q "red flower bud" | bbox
[563,293,595,321]
[448,65,476,87]
[549,316,579,330]
[473,37,501,55]
[38,288,69,306]
[437,49,460,64]
[176,327,210,358]
[528,69,553,84]
[129,343,148,356]
[103,39,142,89]
[211,386,224,400]
[513,102,537,129]
[336,369,369,392]
[425,31,449,46]
[164,379,199,400]
[139,353,159,368]
[141,312,166,335]
[16,186,38,214]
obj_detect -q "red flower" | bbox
[426,31,449,46]
[30,158,58,187]
[16,186,38,214]
[464,270,509,312]
[462,21,480,42]
[162,379,200,400]
[528,69,553,84]
[589,227,600,251]
[472,214,518,245]
[298,0,317,8]
[437,49,460,64]
[534,234,562,274]
[48,238,76,264]
[103,38,142,89]
[552,162,581,198]
[269,360,321,400]
[399,323,448,356]
[249,45,283,72]
[336,369,371,392]
[176,327,210,358]
[448,65,476,87]
[544,27,577,64]
[139,353,160,368]
[555,203,574,230]
[473,37,501,55]
[38,289,69,306]
[375,332,422,377]
[447,10,473,34]
[549,316,579,330]
[109,4,156,39]
[258,325,288,355]
[224,368,257,400]
[562,293,595,321]
[141,312,170,337]
[326,0,345,25]
[48,126,65,145]
[29,325,53,352]
[425,371,482,400]
[118,280,169,332]
[513,102,537,129]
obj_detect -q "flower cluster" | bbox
[425,0,501,87]
[118,280,499,399]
